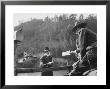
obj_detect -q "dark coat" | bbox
[40,55,53,76]
[41,55,53,68]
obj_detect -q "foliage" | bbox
[14,14,97,68]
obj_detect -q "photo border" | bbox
[1,0,109,88]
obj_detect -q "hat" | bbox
[72,22,87,33]
[43,47,50,52]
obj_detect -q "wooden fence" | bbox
[14,65,72,76]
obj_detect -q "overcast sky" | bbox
[14,13,63,26]
[14,13,96,27]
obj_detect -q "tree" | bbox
[85,14,97,33]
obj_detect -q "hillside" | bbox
[14,14,97,68]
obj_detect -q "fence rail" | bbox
[14,65,72,76]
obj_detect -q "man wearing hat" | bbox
[40,47,53,76]
[68,22,97,76]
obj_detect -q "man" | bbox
[68,22,97,76]
[40,47,53,76]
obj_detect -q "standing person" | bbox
[40,47,53,76]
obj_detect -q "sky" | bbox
[14,13,96,27]
[14,13,64,26]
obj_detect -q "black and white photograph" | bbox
[4,4,106,85]
[14,13,97,76]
